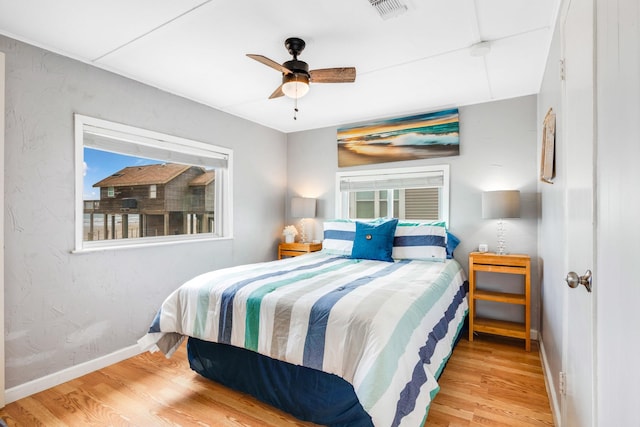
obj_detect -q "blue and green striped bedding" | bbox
[139,252,468,427]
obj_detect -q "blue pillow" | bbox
[446,231,461,259]
[351,218,398,262]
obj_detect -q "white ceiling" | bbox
[0,0,560,133]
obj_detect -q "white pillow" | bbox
[391,221,448,261]
[322,219,355,255]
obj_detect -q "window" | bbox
[336,165,449,224]
[75,114,233,251]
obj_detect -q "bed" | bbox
[139,219,468,427]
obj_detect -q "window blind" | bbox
[339,170,444,191]
[84,125,228,169]
[405,188,439,220]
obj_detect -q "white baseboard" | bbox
[539,336,562,427]
[5,344,142,404]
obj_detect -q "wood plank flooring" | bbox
[0,334,553,426]
[428,335,554,426]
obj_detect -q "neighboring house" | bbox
[85,163,215,240]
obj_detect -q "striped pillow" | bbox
[322,219,356,255]
[392,221,448,261]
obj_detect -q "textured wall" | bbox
[1,35,287,389]
[536,12,564,414]
[286,96,540,330]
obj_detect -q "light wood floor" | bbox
[428,335,554,426]
[0,334,553,426]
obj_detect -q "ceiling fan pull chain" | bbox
[294,98,299,120]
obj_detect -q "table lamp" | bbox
[482,190,520,255]
[291,197,316,243]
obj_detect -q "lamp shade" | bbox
[291,197,316,218]
[482,190,520,219]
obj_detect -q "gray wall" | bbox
[537,13,564,410]
[2,35,287,389]
[287,96,540,331]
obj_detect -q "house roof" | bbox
[93,163,193,187]
[189,170,215,187]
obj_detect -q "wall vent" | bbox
[369,0,408,20]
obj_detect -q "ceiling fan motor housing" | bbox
[283,59,309,76]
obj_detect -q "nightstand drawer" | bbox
[278,242,322,259]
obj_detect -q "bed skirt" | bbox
[187,312,467,427]
[187,337,373,426]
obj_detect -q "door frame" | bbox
[0,51,6,408]
[559,0,597,424]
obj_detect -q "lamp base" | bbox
[496,219,507,255]
[299,218,309,243]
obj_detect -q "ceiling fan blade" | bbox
[309,67,356,83]
[268,84,284,99]
[247,54,292,75]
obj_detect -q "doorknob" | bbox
[565,270,592,292]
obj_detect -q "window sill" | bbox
[72,234,233,254]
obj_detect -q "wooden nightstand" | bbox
[278,242,322,259]
[468,252,531,351]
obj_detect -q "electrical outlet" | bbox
[559,371,567,395]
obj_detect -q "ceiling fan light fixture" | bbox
[282,73,310,99]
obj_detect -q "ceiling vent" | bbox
[369,0,408,20]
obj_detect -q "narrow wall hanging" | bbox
[540,107,556,183]
[337,108,459,167]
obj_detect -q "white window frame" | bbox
[335,164,450,225]
[149,184,157,199]
[74,114,234,252]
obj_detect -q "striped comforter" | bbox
[139,252,468,427]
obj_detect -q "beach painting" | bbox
[337,108,460,167]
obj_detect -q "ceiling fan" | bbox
[247,37,356,100]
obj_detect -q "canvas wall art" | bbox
[337,108,460,167]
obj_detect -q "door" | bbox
[0,51,5,408]
[561,0,595,425]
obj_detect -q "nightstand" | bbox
[468,252,531,351]
[278,242,322,259]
